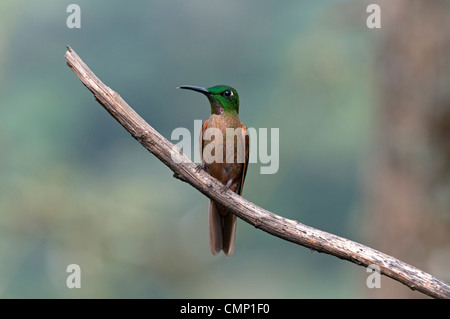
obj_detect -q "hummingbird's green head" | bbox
[177,84,240,115]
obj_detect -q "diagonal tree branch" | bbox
[65,46,450,299]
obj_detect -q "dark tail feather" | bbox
[209,201,222,255]
[208,200,236,257]
[222,211,236,257]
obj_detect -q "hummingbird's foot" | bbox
[195,163,204,173]
[220,179,233,193]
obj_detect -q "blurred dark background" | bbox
[0,0,449,298]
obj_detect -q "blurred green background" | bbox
[0,0,447,298]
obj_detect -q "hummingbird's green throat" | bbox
[177,85,240,115]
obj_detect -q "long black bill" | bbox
[177,85,211,95]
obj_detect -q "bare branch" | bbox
[65,46,450,299]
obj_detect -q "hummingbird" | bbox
[177,85,249,257]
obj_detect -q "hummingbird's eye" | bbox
[221,89,233,98]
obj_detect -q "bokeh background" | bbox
[0,0,449,298]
